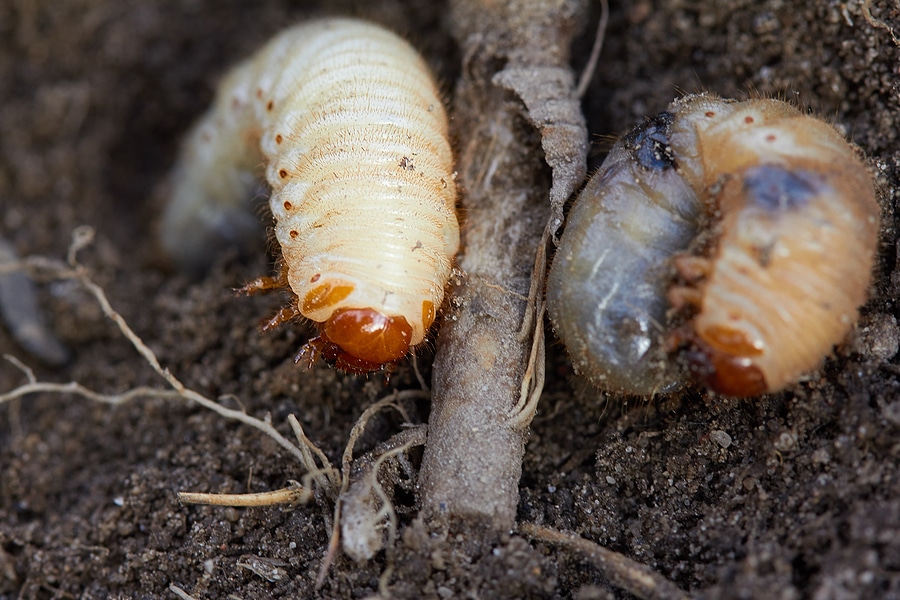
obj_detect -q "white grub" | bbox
[548,94,879,397]
[162,18,459,371]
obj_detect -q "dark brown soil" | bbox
[2,1,900,598]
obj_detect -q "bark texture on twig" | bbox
[418,0,588,533]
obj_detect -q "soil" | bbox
[2,0,900,598]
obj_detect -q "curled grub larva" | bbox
[547,94,880,397]
[546,112,701,395]
[164,18,459,372]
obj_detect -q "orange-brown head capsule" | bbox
[322,308,413,366]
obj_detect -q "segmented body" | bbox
[163,18,459,372]
[548,94,879,396]
[546,112,701,395]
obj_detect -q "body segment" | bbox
[668,96,879,395]
[546,113,701,394]
[163,19,459,371]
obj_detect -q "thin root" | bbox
[178,484,312,507]
[508,223,552,429]
[316,390,428,588]
[371,437,421,597]
[576,0,610,98]
[168,584,200,600]
[520,522,692,600]
[862,0,900,46]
